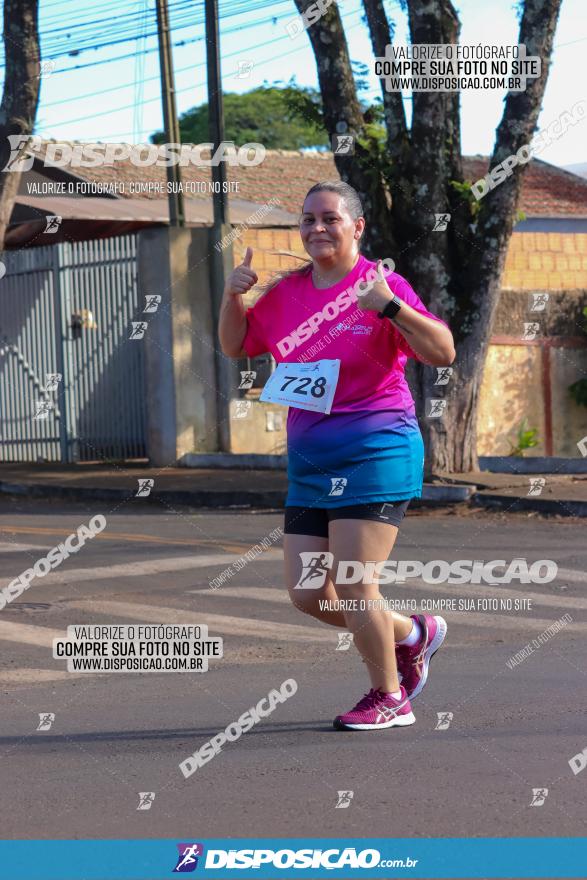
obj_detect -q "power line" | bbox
[36,36,199,76]
[37,15,365,136]
[39,0,192,33]
[0,0,292,63]
[2,0,391,141]
[133,0,150,142]
[1,7,293,73]
[42,59,193,108]
[7,8,308,84]
[38,7,298,106]
[1,0,193,55]
[33,2,364,106]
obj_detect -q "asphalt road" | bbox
[0,496,586,846]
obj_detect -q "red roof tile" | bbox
[462,156,587,217]
[26,142,587,218]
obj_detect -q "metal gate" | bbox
[0,234,147,463]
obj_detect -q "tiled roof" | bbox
[16,194,300,225]
[462,156,587,217]
[27,142,587,218]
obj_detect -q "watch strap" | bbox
[378,295,401,320]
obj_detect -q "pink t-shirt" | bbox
[242,254,447,414]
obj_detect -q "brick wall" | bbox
[238,228,587,292]
[236,228,307,278]
[502,233,587,290]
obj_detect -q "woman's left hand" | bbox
[356,260,396,312]
[354,258,456,365]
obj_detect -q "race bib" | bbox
[260,359,340,414]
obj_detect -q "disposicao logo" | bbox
[173,843,204,872]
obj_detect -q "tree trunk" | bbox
[426,0,562,472]
[0,0,41,249]
[300,0,563,472]
[293,0,394,257]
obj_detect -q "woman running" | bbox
[219,181,455,731]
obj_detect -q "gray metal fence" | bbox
[0,234,146,463]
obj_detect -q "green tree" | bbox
[151,83,329,150]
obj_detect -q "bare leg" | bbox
[328,518,404,693]
[283,533,413,641]
[284,533,346,627]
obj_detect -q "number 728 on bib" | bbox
[259,359,340,414]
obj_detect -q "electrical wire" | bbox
[132,0,150,142]
[2,0,393,141]
[0,0,292,61]
[36,14,365,137]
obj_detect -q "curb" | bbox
[2,479,584,515]
[472,492,587,517]
[421,484,475,503]
[0,481,286,509]
[479,456,587,474]
[179,453,287,470]
[0,480,470,509]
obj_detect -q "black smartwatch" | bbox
[378,295,401,320]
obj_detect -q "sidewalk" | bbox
[434,470,587,517]
[1,462,586,515]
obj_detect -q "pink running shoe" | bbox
[395,614,447,700]
[333,685,415,731]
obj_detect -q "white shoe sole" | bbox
[334,711,416,731]
[409,615,447,700]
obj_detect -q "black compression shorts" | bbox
[284,500,410,538]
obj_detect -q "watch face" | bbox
[384,297,400,318]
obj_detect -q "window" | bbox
[238,354,276,394]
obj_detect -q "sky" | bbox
[4,0,586,168]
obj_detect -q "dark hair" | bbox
[303,180,364,222]
[256,180,364,296]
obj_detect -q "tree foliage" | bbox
[151,83,329,150]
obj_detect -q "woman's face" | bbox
[299,191,364,264]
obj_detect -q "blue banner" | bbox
[0,837,586,879]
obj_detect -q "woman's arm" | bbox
[385,300,456,366]
[357,262,455,366]
[218,247,258,358]
[219,291,248,358]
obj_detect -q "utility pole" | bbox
[205,0,235,454]
[155,0,185,227]
[205,0,228,227]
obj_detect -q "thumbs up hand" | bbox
[356,258,395,312]
[224,247,258,296]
